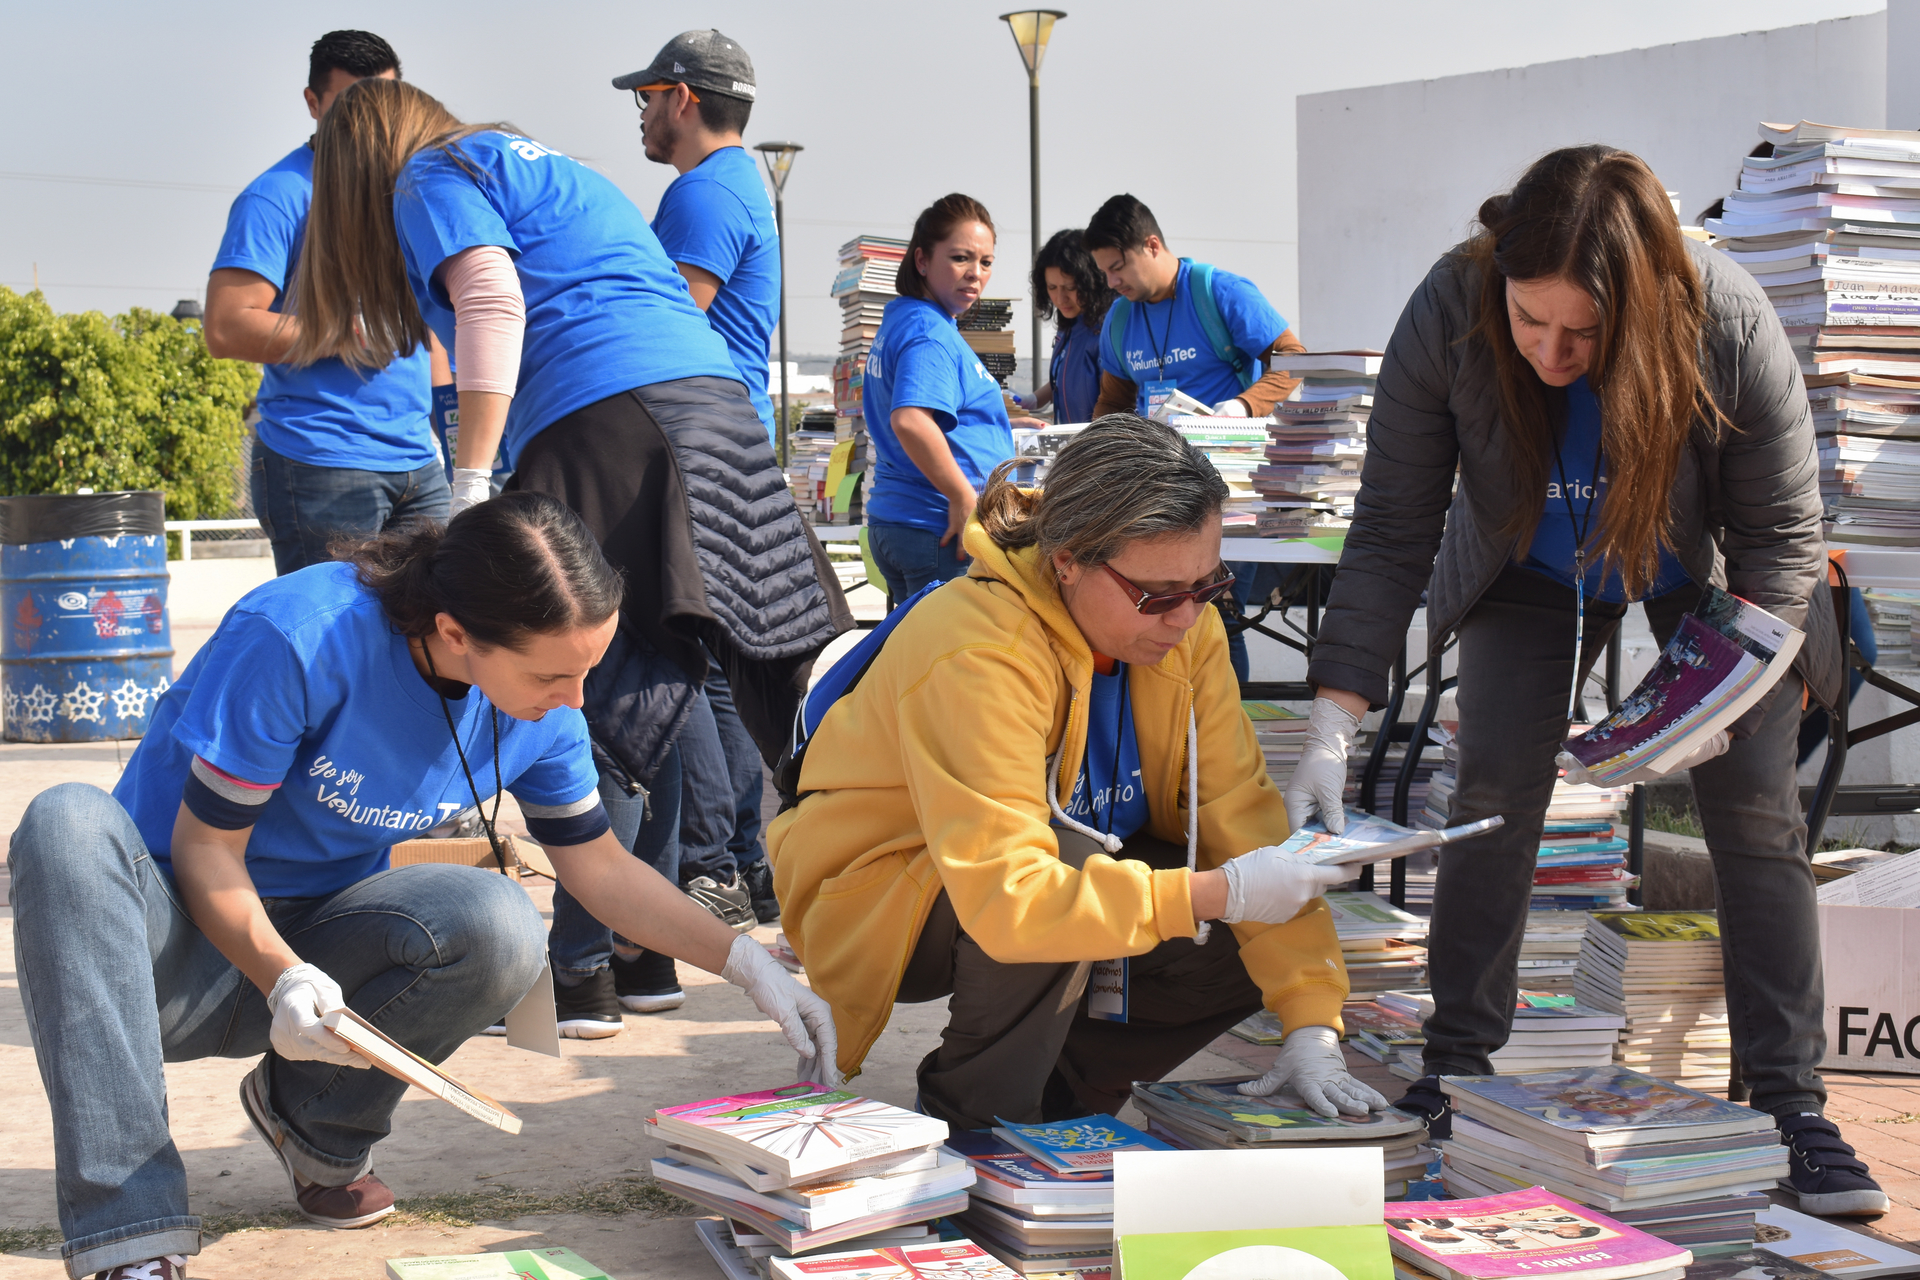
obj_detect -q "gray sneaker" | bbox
[685,874,757,932]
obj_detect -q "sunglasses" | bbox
[633,84,700,112]
[1099,563,1236,615]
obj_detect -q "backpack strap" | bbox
[1104,296,1132,385]
[1184,260,1255,392]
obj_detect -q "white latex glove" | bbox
[1210,397,1250,417]
[1557,730,1730,789]
[1219,847,1352,924]
[723,933,844,1088]
[268,963,369,1069]
[1284,697,1362,835]
[1237,1025,1390,1118]
[449,467,493,517]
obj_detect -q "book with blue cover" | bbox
[1440,1067,1774,1150]
[995,1114,1172,1173]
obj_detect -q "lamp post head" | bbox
[753,140,804,195]
[998,9,1066,83]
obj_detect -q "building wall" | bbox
[1296,13,1888,349]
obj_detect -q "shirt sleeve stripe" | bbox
[192,756,278,805]
[517,792,600,820]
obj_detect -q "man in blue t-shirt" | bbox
[205,30,448,576]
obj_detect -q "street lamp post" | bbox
[754,140,805,467]
[999,9,1066,404]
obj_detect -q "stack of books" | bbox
[1244,699,1310,788]
[1327,889,1430,995]
[1132,1077,1431,1196]
[1375,990,1625,1078]
[1517,912,1592,990]
[1341,1000,1430,1067]
[1386,1186,1694,1280]
[1434,1067,1787,1254]
[647,1083,968,1268]
[1864,586,1920,665]
[1573,912,1731,1089]
[1169,418,1271,533]
[1706,120,1920,547]
[823,236,904,528]
[957,297,1018,387]
[1256,351,1382,539]
[945,1119,1146,1274]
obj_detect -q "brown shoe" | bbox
[96,1257,187,1279]
[239,1063,396,1228]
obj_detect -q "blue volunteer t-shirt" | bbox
[211,144,435,471]
[1523,375,1690,603]
[1049,315,1103,425]
[392,131,739,468]
[652,146,781,439]
[1096,260,1286,412]
[863,295,1016,533]
[1056,662,1149,843]
[113,562,599,898]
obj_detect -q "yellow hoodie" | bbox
[767,521,1349,1079]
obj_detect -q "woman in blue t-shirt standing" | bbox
[863,193,1044,601]
[9,494,834,1280]
[1031,229,1113,426]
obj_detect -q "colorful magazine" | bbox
[1273,811,1506,868]
[1440,1069,1773,1150]
[1753,1204,1920,1279]
[652,1083,948,1184]
[995,1114,1171,1172]
[1385,1187,1690,1280]
[1132,1079,1425,1145]
[770,1239,1024,1278]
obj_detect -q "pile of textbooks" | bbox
[1434,1066,1785,1253]
[821,236,903,527]
[1131,1077,1431,1196]
[1244,699,1309,788]
[647,1082,969,1269]
[957,297,1018,387]
[1516,912,1592,990]
[1169,417,1271,533]
[1328,889,1430,994]
[1864,586,1920,665]
[1573,912,1731,1089]
[1256,351,1382,538]
[1340,999,1430,1067]
[945,1116,1154,1274]
[1706,120,1920,547]
[1386,1185,1695,1280]
[1375,989,1624,1078]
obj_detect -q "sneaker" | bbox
[1777,1112,1890,1216]
[97,1257,188,1279]
[685,874,757,932]
[555,967,626,1038]
[1394,1074,1452,1141]
[741,859,780,924]
[239,1064,396,1228]
[612,949,686,1013]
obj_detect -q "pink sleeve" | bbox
[440,245,525,397]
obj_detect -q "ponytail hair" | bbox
[336,491,625,649]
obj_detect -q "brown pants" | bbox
[896,829,1263,1130]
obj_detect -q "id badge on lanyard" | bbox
[1089,956,1129,1022]
[1143,379,1179,418]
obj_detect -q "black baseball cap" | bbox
[612,29,755,100]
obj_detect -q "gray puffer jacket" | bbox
[1307,236,1842,715]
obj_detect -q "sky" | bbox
[0,0,1884,364]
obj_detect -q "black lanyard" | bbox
[422,642,509,872]
[1143,284,1177,379]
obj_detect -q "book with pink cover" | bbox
[771,1240,1025,1278]
[1385,1187,1691,1280]
[652,1083,948,1184]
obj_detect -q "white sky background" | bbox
[0,0,1882,361]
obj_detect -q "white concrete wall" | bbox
[1296,13,1888,350]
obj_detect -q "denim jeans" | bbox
[251,437,452,576]
[867,520,970,604]
[548,752,681,978]
[706,659,768,873]
[9,783,545,1277]
[680,659,764,884]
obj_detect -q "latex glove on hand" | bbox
[723,933,844,1088]
[448,467,493,517]
[1237,1025,1390,1117]
[268,963,368,1069]
[1219,846,1352,924]
[1284,697,1363,835]
[1210,398,1250,417]
[1556,730,1729,789]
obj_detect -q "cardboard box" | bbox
[1820,903,1920,1074]
[388,834,546,879]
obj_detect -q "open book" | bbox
[1563,588,1803,786]
[323,1007,522,1134]
[1275,810,1505,867]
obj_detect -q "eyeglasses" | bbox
[1099,563,1236,615]
[633,84,700,112]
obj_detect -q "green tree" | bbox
[0,287,259,518]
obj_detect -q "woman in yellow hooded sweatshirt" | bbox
[768,414,1388,1130]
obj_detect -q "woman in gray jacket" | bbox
[1289,145,1882,1217]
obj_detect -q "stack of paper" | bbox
[1816,848,1920,905]
[646,1083,965,1261]
[1386,1186,1693,1280]
[1373,989,1625,1079]
[1257,351,1383,538]
[1166,417,1272,533]
[956,297,1018,387]
[944,1126,1123,1275]
[1435,1067,1786,1253]
[1573,913,1731,1088]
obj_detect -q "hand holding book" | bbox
[1558,730,1729,788]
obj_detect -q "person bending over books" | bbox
[1286,145,1884,1217]
[8,494,835,1280]
[768,414,1387,1131]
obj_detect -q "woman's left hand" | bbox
[1236,1025,1388,1117]
[722,933,843,1087]
[1010,416,1051,430]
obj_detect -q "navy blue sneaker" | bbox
[1395,1074,1452,1141]
[1777,1112,1890,1217]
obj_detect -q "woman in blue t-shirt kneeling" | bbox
[863,193,1045,602]
[9,493,834,1280]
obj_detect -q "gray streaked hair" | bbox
[978,413,1229,565]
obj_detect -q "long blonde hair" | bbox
[284,77,512,370]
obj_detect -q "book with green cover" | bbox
[385,1248,609,1279]
[1120,1223,1394,1280]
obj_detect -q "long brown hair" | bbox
[1471,145,1726,599]
[895,193,995,301]
[284,77,512,370]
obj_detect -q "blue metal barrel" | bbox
[2,492,173,742]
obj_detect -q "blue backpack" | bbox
[1104,259,1255,394]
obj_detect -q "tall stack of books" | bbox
[1435,1067,1787,1254]
[957,298,1018,387]
[1170,417,1270,533]
[647,1083,969,1270]
[1376,990,1625,1078]
[1255,351,1381,539]
[1707,121,1920,547]
[785,409,839,522]
[826,236,904,527]
[1573,913,1732,1089]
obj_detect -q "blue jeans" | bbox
[680,656,765,883]
[707,659,768,873]
[868,520,970,604]
[9,784,545,1277]
[251,437,452,576]
[548,753,681,978]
